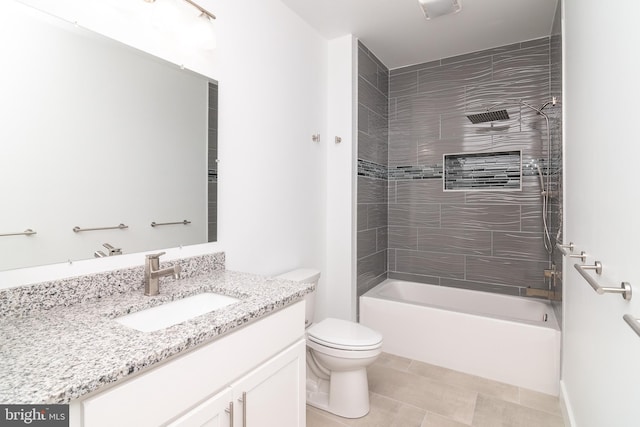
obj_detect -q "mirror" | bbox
[0,1,216,271]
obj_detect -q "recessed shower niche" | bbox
[443,151,522,191]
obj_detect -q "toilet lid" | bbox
[306,318,382,350]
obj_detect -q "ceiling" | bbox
[280,0,559,70]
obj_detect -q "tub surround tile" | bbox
[440,204,521,232]
[0,253,314,404]
[389,204,440,228]
[357,228,378,259]
[466,256,549,288]
[395,250,465,280]
[359,37,561,305]
[387,271,441,286]
[418,228,492,256]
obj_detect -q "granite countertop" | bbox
[0,269,314,404]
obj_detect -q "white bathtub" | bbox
[360,279,561,395]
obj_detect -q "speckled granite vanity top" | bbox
[0,253,313,404]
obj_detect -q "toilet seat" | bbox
[306,318,383,351]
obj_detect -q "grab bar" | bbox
[623,314,640,338]
[556,242,574,255]
[574,263,632,300]
[151,220,191,227]
[0,229,37,237]
[73,223,128,233]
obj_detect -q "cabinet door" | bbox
[232,339,306,427]
[166,387,233,427]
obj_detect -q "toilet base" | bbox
[306,367,370,418]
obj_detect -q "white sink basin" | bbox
[115,293,240,332]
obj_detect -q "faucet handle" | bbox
[146,251,166,259]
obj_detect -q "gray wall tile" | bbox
[492,231,549,262]
[441,204,521,231]
[376,227,388,252]
[466,256,549,288]
[388,271,441,285]
[395,179,465,204]
[358,229,377,259]
[367,203,388,229]
[357,42,389,305]
[357,250,387,291]
[395,250,465,279]
[359,46,380,87]
[418,228,492,255]
[356,38,560,301]
[389,226,418,250]
[359,76,387,117]
[389,203,440,228]
[358,176,388,204]
[418,57,492,94]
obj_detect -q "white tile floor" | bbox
[307,353,565,427]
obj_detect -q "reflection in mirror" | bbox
[0,1,216,271]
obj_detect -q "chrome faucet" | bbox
[144,252,182,296]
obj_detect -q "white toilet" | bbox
[277,268,383,419]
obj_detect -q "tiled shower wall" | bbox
[356,36,564,300]
[387,37,555,295]
[549,1,564,323]
[356,42,389,298]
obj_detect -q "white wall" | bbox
[562,0,640,425]
[323,35,358,321]
[210,0,327,280]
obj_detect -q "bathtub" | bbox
[360,279,561,395]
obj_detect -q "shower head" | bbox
[465,109,510,124]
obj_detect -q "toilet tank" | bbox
[276,268,320,328]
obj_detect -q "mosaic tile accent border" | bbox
[358,158,546,182]
[357,158,387,180]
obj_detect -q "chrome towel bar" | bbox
[556,242,574,255]
[623,314,640,338]
[574,263,632,300]
[151,220,191,227]
[73,223,128,233]
[0,229,37,237]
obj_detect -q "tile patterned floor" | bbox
[307,353,565,427]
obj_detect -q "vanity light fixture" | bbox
[418,0,462,20]
[144,0,216,20]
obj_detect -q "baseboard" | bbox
[559,380,576,427]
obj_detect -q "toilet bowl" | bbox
[276,269,383,419]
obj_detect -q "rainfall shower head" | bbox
[465,109,510,124]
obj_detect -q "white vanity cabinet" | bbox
[169,340,305,427]
[167,387,233,427]
[74,301,306,427]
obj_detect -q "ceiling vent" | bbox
[418,0,462,20]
